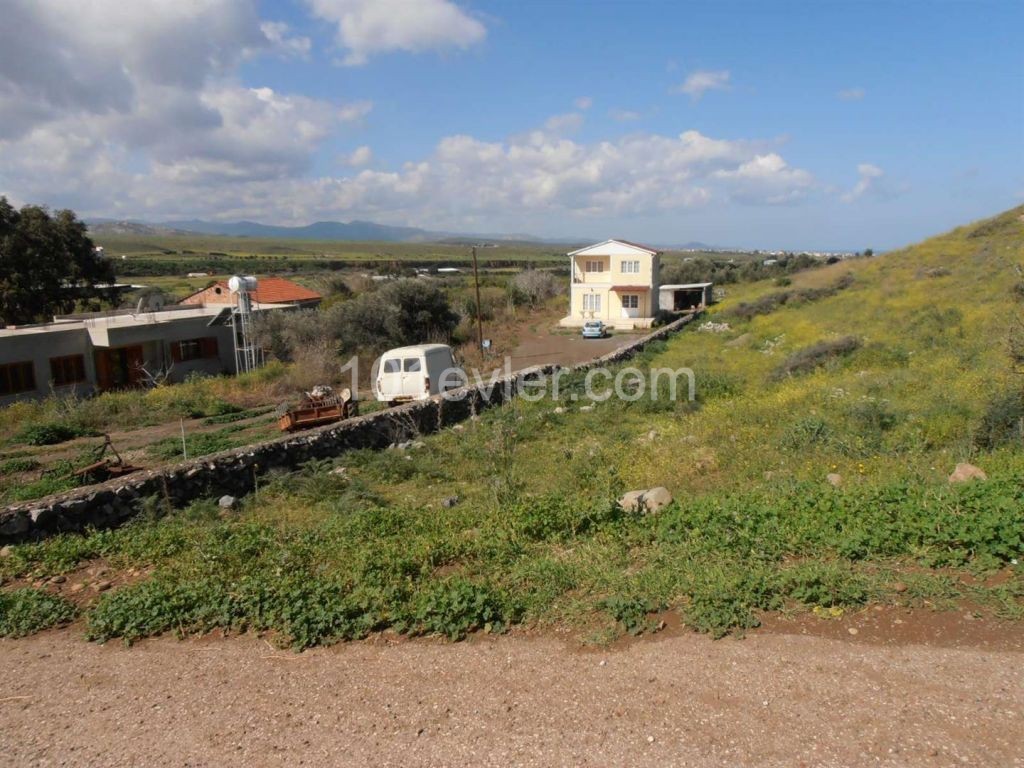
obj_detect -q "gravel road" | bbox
[2,628,1020,767]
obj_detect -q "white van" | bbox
[374,344,465,404]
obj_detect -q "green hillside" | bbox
[3,208,1022,645]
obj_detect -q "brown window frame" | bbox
[0,361,36,396]
[171,337,219,363]
[49,354,87,386]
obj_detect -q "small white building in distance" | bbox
[559,239,661,329]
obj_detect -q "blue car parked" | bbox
[582,320,607,338]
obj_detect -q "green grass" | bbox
[145,425,254,461]
[1,205,1022,646]
[1,453,1020,646]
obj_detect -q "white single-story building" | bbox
[0,303,291,405]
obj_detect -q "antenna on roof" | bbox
[228,275,261,374]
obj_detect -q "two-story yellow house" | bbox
[560,239,661,329]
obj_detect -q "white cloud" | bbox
[843,163,885,202]
[0,0,357,204]
[543,112,585,134]
[574,96,593,110]
[712,153,815,204]
[338,100,375,122]
[0,1,820,232]
[838,87,866,102]
[260,21,312,59]
[344,145,374,167]
[673,70,731,100]
[305,0,486,66]
[609,108,642,122]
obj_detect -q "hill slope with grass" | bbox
[2,207,1022,645]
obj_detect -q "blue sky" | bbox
[1,0,1021,249]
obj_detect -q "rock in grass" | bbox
[618,487,673,514]
[441,495,460,508]
[725,332,753,348]
[218,495,237,509]
[0,545,12,558]
[826,473,843,487]
[948,463,987,483]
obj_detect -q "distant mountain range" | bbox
[85,217,730,251]
[86,217,564,245]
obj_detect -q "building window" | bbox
[585,260,604,273]
[49,355,86,386]
[0,361,36,396]
[582,293,602,313]
[621,260,640,274]
[171,337,219,363]
[621,294,639,309]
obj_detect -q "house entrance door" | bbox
[94,346,144,391]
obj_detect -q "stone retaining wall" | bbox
[0,313,698,543]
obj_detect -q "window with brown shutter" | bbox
[172,338,219,362]
[0,361,36,396]
[49,355,87,386]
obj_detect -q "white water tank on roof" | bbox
[228,275,258,293]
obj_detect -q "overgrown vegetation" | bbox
[2,206,1023,647]
[725,273,855,320]
[0,588,77,637]
[770,336,861,380]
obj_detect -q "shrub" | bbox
[509,270,561,307]
[16,421,96,446]
[0,589,77,637]
[846,397,901,433]
[0,457,40,473]
[781,416,833,450]
[650,309,676,327]
[770,336,861,380]
[726,274,855,321]
[974,388,1024,451]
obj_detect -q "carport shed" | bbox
[659,283,714,312]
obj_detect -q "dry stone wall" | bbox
[0,314,697,543]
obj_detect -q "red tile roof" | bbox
[182,276,322,306]
[247,277,321,304]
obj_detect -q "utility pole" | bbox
[471,246,484,352]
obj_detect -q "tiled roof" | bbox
[183,276,322,305]
[247,277,321,304]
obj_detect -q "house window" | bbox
[171,337,219,363]
[621,260,641,274]
[49,355,86,386]
[585,260,604,273]
[621,294,639,309]
[0,361,36,396]
[582,294,602,313]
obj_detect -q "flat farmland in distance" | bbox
[92,232,759,272]
[93,233,570,264]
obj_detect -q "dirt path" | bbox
[510,328,638,370]
[1,628,1020,767]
